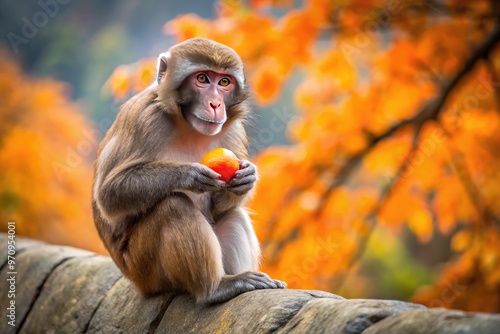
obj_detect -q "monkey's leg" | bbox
[124,193,225,301]
[203,208,286,305]
[214,208,260,274]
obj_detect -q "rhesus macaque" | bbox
[92,38,285,304]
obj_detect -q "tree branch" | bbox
[323,4,499,35]
[441,126,500,228]
[262,25,500,264]
[315,24,500,215]
[337,125,423,293]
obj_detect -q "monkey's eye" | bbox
[219,78,230,87]
[197,74,209,83]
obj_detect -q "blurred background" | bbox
[1,0,499,312]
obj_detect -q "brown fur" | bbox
[92,38,284,304]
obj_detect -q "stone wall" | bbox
[1,234,499,333]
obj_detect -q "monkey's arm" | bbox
[97,160,224,219]
[211,160,257,220]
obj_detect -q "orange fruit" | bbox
[201,148,240,182]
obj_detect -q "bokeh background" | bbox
[1,0,499,312]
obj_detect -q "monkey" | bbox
[92,38,285,304]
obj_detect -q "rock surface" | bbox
[1,234,499,334]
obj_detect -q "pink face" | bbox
[185,70,234,136]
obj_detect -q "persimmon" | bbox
[201,148,240,182]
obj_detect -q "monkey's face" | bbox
[181,70,235,136]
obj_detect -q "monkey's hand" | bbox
[210,161,257,218]
[185,163,226,193]
[226,160,257,196]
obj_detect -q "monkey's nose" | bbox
[210,102,220,111]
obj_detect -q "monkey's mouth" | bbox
[195,114,225,124]
[187,112,226,136]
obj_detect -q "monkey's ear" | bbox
[157,52,169,84]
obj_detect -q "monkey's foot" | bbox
[204,271,286,305]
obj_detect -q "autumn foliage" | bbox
[4,0,499,313]
[0,51,105,254]
[106,0,500,312]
